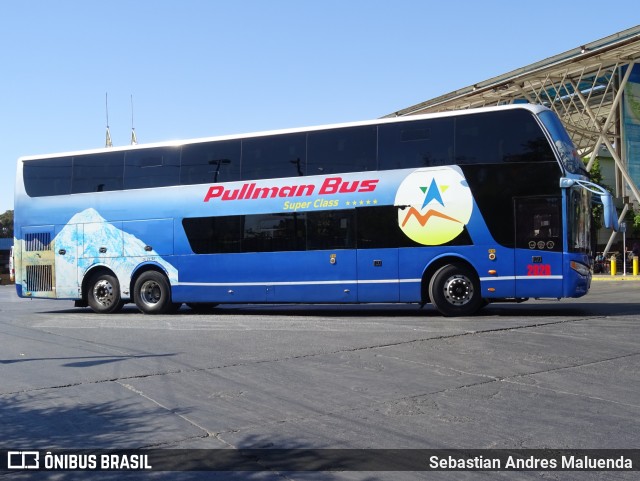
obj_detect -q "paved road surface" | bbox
[1,280,639,480]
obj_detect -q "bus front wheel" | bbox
[87,272,123,314]
[134,271,179,314]
[428,264,482,317]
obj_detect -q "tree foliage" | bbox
[0,210,13,238]
[586,158,606,231]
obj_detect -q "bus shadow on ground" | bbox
[48,301,640,319]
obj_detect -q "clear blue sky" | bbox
[1,1,637,213]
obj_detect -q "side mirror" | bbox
[559,177,619,231]
[600,193,619,231]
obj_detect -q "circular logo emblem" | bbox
[394,167,473,245]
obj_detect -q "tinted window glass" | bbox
[515,196,562,252]
[23,158,73,197]
[455,110,555,164]
[378,118,454,170]
[242,133,306,180]
[306,210,355,250]
[124,147,180,189]
[72,152,124,193]
[357,206,421,248]
[182,216,242,254]
[461,163,561,247]
[539,110,584,174]
[183,214,306,254]
[243,213,306,252]
[568,189,591,253]
[180,140,241,185]
[307,126,376,175]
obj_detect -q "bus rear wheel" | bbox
[87,272,123,314]
[428,263,482,317]
[134,271,179,314]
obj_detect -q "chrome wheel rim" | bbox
[93,279,116,308]
[139,280,162,307]
[443,274,474,306]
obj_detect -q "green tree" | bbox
[0,210,14,238]
[585,158,609,230]
[624,206,640,237]
[586,158,640,235]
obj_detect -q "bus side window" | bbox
[241,133,306,181]
[180,140,241,185]
[72,152,124,193]
[307,125,377,175]
[455,110,554,164]
[514,196,562,251]
[306,210,355,250]
[182,216,243,254]
[124,147,180,189]
[378,118,454,170]
[23,158,73,197]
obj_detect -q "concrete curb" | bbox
[592,275,640,282]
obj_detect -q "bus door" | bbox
[514,196,564,298]
[356,249,399,302]
[356,207,400,302]
[268,210,358,303]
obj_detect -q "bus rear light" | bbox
[570,261,590,277]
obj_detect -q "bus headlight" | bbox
[570,261,591,277]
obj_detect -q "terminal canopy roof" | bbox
[385,26,640,209]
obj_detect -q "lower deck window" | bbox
[182,206,469,254]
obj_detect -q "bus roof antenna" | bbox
[105,92,113,148]
[130,94,138,145]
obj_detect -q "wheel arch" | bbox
[81,264,119,304]
[420,254,478,304]
[129,262,173,297]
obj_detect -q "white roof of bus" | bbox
[19,103,547,161]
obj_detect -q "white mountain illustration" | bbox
[54,208,178,299]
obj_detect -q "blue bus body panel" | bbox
[514,249,564,299]
[172,250,359,303]
[356,249,400,302]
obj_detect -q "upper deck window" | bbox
[23,158,72,197]
[307,125,377,175]
[124,147,180,189]
[22,107,560,198]
[180,140,241,185]
[72,152,124,193]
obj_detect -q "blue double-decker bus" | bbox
[14,104,617,316]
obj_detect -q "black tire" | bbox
[87,272,123,314]
[133,271,178,314]
[428,263,482,317]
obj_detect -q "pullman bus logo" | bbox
[394,167,473,245]
[203,176,379,202]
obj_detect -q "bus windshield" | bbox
[538,110,587,175]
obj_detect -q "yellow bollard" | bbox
[610,255,617,276]
[634,256,639,276]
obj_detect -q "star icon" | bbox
[420,178,446,209]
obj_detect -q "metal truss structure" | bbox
[386,26,640,220]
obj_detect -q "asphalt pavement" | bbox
[1,279,639,480]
